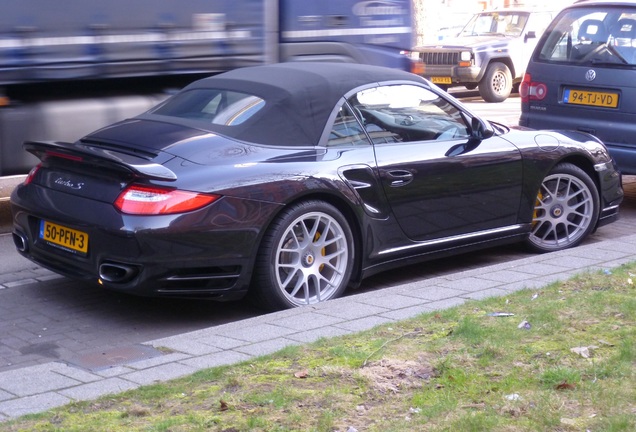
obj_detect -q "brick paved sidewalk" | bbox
[1,233,635,421]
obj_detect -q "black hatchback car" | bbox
[520,0,636,174]
[11,63,622,311]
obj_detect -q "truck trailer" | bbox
[0,0,413,175]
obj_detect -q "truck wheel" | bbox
[478,62,512,103]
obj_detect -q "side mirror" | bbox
[470,116,494,140]
[524,30,537,42]
[446,116,494,157]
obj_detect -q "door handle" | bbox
[386,170,414,187]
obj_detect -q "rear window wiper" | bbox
[589,43,629,65]
[602,43,629,64]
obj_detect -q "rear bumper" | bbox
[11,220,255,300]
[10,184,277,300]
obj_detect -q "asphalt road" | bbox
[1,93,634,374]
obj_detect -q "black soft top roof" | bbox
[145,62,424,146]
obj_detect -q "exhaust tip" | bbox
[99,262,139,284]
[12,232,28,252]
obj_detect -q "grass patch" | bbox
[2,263,636,432]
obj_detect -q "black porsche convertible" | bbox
[10,62,623,310]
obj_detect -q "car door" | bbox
[350,83,523,242]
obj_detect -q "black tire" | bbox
[526,163,600,253]
[478,62,513,103]
[250,200,354,311]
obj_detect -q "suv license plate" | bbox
[431,77,452,84]
[563,89,619,108]
[39,220,89,255]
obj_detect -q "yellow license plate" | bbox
[39,220,89,255]
[431,76,452,84]
[563,89,619,108]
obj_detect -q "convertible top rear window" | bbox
[152,89,265,126]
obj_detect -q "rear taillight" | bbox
[114,184,220,215]
[23,164,41,185]
[519,73,547,102]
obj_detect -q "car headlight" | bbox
[460,51,472,62]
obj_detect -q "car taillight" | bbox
[520,74,547,102]
[23,164,41,185]
[114,184,220,215]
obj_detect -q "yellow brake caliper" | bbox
[314,232,325,271]
[532,190,543,227]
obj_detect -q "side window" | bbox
[327,103,370,147]
[526,12,553,36]
[348,84,470,143]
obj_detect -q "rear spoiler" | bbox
[24,140,177,181]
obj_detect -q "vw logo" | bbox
[585,69,596,81]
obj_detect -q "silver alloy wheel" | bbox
[529,172,595,250]
[274,211,349,306]
[492,70,507,95]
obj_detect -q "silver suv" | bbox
[520,0,636,174]
[411,9,553,102]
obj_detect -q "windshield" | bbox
[538,6,636,65]
[459,11,530,37]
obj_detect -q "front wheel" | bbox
[251,200,354,311]
[478,62,512,103]
[526,163,600,253]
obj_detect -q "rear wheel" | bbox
[251,200,354,311]
[526,163,599,253]
[478,62,512,103]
